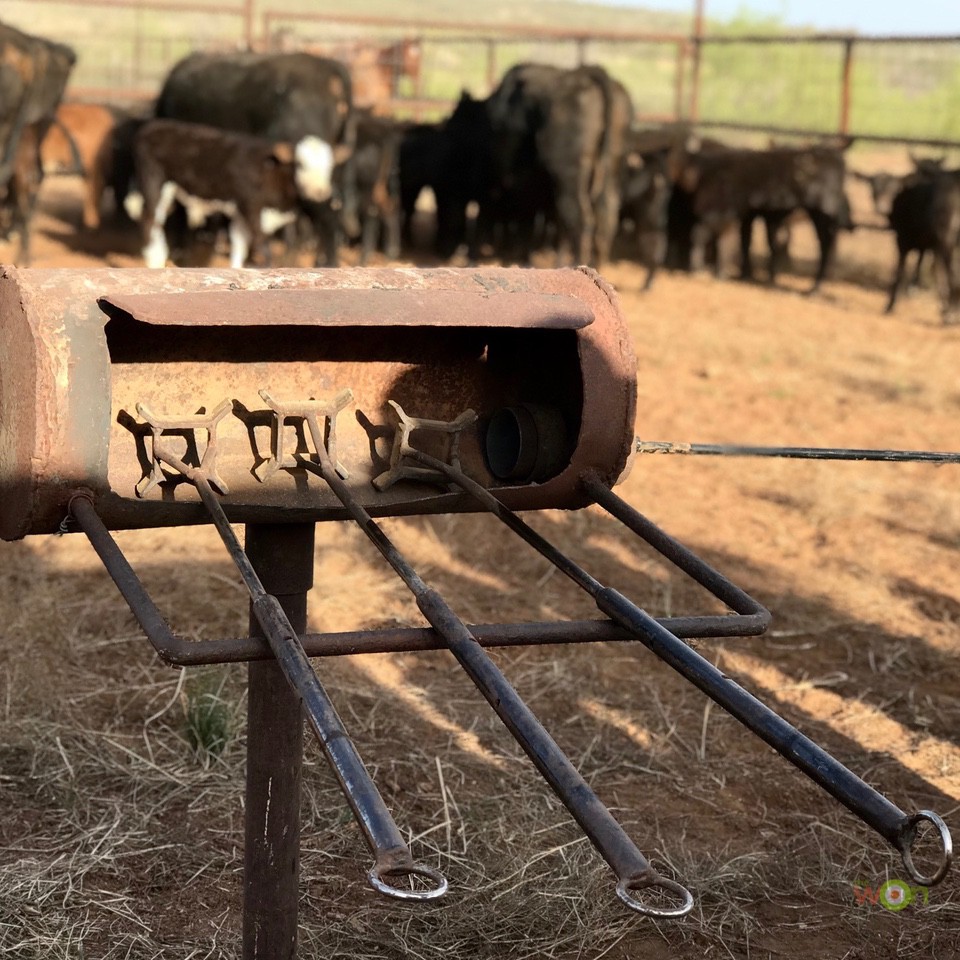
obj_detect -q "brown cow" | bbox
[0,20,75,262]
[129,118,341,268]
[41,101,119,229]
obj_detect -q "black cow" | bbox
[397,95,500,262]
[882,177,938,314]
[681,145,853,292]
[484,63,633,266]
[402,65,632,267]
[930,172,960,323]
[0,20,75,262]
[346,110,403,264]
[617,126,700,289]
[104,113,147,222]
[878,170,960,320]
[154,50,358,264]
[398,121,449,251]
[434,92,499,261]
[662,132,729,271]
[851,161,960,313]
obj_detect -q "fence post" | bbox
[244,0,254,50]
[576,37,588,66]
[486,39,498,91]
[414,34,425,120]
[839,37,854,137]
[689,0,705,122]
[674,39,687,121]
[132,7,142,94]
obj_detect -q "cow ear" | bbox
[272,142,295,164]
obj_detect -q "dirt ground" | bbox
[1,176,959,959]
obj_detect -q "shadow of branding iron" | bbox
[0,266,951,944]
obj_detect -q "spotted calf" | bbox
[127,118,342,268]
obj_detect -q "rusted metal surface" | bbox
[68,491,771,668]
[125,438,449,902]
[397,452,953,889]
[287,412,693,916]
[636,439,960,463]
[244,524,311,960]
[99,288,595,329]
[136,399,233,496]
[37,259,943,921]
[0,266,636,539]
[373,401,476,491]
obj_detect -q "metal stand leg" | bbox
[243,523,315,960]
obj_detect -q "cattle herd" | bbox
[3,18,960,321]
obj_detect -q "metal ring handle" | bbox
[367,862,449,901]
[616,875,695,918]
[898,810,953,887]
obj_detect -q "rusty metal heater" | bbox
[0,265,951,950]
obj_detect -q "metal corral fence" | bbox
[5,1,960,147]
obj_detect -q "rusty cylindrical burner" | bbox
[0,266,951,934]
[0,264,637,538]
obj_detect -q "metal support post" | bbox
[243,523,316,960]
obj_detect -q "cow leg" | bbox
[909,249,926,292]
[578,183,596,266]
[764,212,790,285]
[359,208,378,266]
[885,245,909,314]
[400,184,419,249]
[807,209,838,294]
[942,244,960,324]
[739,214,756,281]
[593,183,620,268]
[83,169,103,231]
[465,204,479,265]
[639,228,666,292]
[383,201,401,261]
[83,134,111,230]
[311,202,341,267]
[8,129,44,266]
[690,222,712,274]
[554,177,591,266]
[87,131,116,229]
[228,214,255,268]
[10,168,42,267]
[141,180,178,268]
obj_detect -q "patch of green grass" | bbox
[182,669,236,764]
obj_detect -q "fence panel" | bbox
[697,39,845,136]
[850,40,960,142]
[582,40,684,121]
[3,2,960,147]
[4,0,246,100]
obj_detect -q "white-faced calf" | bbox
[127,118,341,268]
